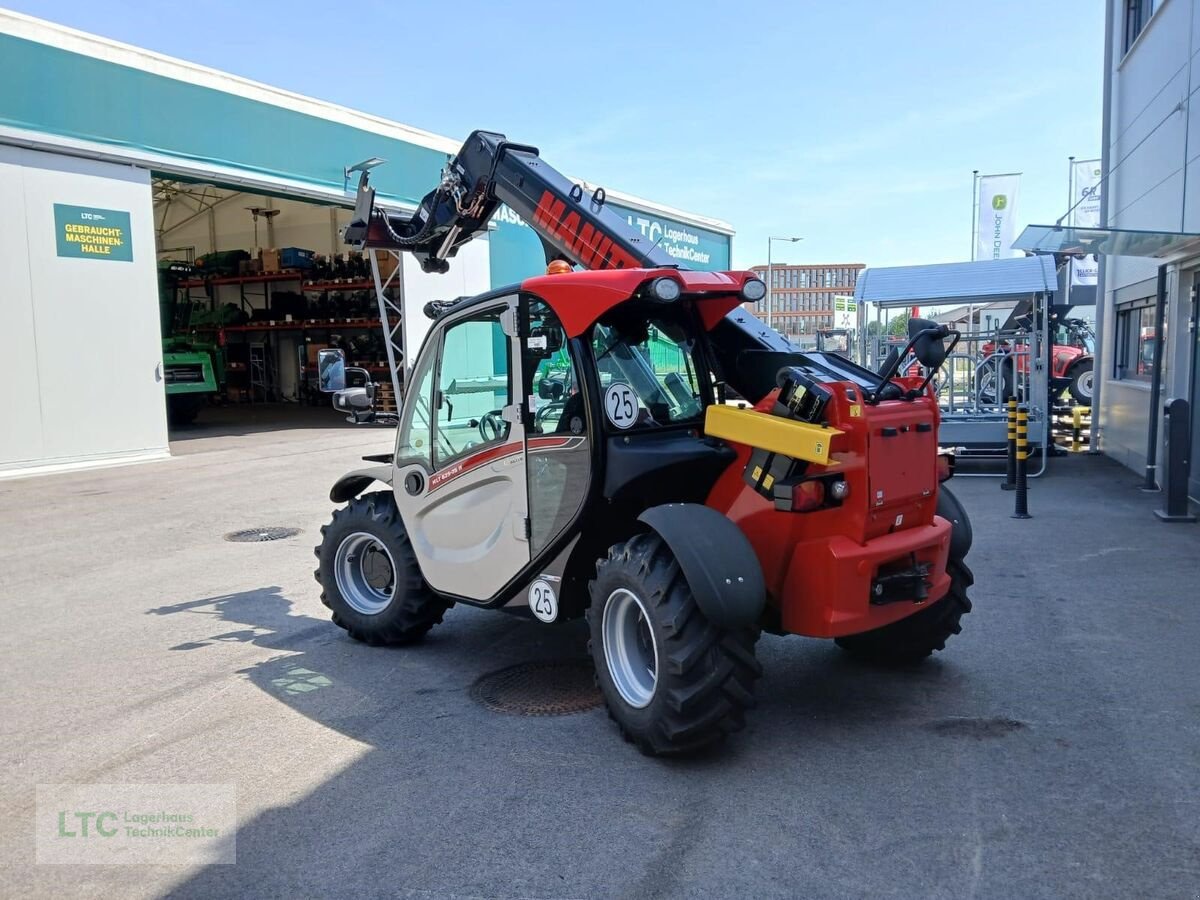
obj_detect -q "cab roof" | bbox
[520,268,758,338]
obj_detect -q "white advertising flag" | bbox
[976,174,1022,260]
[833,295,857,330]
[1070,158,1102,286]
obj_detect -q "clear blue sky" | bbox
[11,0,1104,269]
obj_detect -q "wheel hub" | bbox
[602,588,658,708]
[334,532,396,615]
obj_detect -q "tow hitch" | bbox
[870,561,932,605]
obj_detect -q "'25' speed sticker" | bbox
[604,382,638,429]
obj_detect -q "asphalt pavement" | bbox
[1,410,1198,899]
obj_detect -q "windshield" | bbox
[590,310,705,428]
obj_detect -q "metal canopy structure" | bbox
[854,256,1055,471]
[1013,223,1200,261]
[854,255,1058,307]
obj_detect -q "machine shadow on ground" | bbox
[144,583,980,896]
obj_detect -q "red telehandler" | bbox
[314,131,974,755]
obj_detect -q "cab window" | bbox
[395,342,437,468]
[434,307,512,466]
[523,297,589,555]
[527,300,584,436]
[590,308,706,428]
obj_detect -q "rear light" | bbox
[647,276,681,302]
[936,453,954,482]
[829,479,850,500]
[741,278,766,303]
[792,480,826,511]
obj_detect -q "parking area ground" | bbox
[2,425,1198,899]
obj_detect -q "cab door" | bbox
[391,296,530,600]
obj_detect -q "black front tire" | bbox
[314,491,451,645]
[834,561,974,665]
[587,533,762,756]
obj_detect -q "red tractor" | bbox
[315,132,974,755]
[979,315,1094,406]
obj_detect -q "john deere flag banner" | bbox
[1070,159,1102,286]
[54,203,133,261]
[975,174,1021,260]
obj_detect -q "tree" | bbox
[887,314,909,336]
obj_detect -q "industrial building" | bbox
[746,263,864,341]
[1091,0,1200,498]
[0,10,733,479]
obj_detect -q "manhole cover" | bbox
[470,659,603,717]
[223,527,302,543]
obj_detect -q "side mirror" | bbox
[538,379,564,400]
[908,317,949,370]
[527,326,564,360]
[317,348,346,392]
[333,387,373,412]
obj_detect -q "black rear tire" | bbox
[587,533,762,756]
[834,561,974,665]
[1068,359,1094,406]
[167,394,205,426]
[977,358,1013,405]
[314,491,450,645]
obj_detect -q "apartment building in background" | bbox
[747,263,865,340]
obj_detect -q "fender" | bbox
[637,503,766,629]
[936,484,972,560]
[330,465,394,503]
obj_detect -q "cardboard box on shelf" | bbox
[374,251,399,280]
[238,258,263,275]
[260,249,281,273]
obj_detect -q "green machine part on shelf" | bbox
[158,260,225,425]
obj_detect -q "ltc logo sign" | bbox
[992,195,1008,211]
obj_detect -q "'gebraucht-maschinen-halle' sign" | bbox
[54,203,133,261]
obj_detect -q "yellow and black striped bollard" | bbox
[1001,396,1017,491]
[1012,403,1032,519]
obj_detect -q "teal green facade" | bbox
[0,32,732,289]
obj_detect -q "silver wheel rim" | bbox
[978,365,997,401]
[334,532,396,615]
[601,588,658,708]
[1078,371,1094,398]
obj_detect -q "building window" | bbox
[1124,0,1155,53]
[1114,297,1158,382]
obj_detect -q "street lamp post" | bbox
[766,236,803,330]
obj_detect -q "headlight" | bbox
[741,278,766,302]
[647,277,681,302]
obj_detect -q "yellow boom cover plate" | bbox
[705,405,842,465]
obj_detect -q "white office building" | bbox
[1094,0,1200,497]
